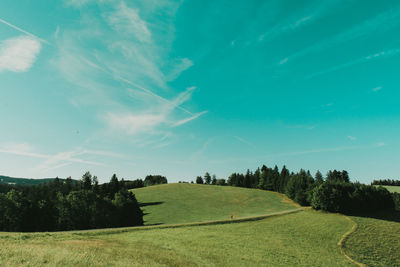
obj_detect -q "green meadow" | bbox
[133,183,298,225]
[0,183,398,266]
[379,185,400,193]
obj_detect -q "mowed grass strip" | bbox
[0,210,354,266]
[132,183,297,225]
[343,211,400,267]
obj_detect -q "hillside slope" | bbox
[132,183,298,225]
[0,210,354,266]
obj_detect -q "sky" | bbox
[0,0,400,183]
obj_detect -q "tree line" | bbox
[197,165,398,213]
[371,179,400,186]
[0,172,144,232]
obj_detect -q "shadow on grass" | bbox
[348,209,400,223]
[139,201,164,207]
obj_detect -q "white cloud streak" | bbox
[105,86,207,135]
[172,111,208,127]
[305,48,400,79]
[0,18,49,44]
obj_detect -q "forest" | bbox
[197,166,400,213]
[0,172,144,232]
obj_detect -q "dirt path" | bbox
[338,215,366,267]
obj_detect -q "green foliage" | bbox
[144,175,167,186]
[285,170,314,206]
[326,170,350,183]
[311,182,394,213]
[0,173,143,231]
[371,179,400,186]
[196,176,204,184]
[392,193,400,211]
[204,172,211,184]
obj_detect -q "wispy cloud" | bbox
[347,136,357,141]
[106,1,151,43]
[305,48,400,79]
[0,143,122,173]
[105,86,206,135]
[166,58,194,82]
[232,135,257,149]
[372,86,382,92]
[259,14,314,43]
[258,1,339,44]
[286,125,315,130]
[375,142,386,147]
[0,36,41,72]
[64,0,92,8]
[54,0,203,141]
[279,5,400,65]
[172,111,208,127]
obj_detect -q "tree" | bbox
[279,165,290,193]
[315,170,324,184]
[81,171,92,191]
[144,175,168,186]
[92,176,99,193]
[244,169,252,188]
[196,176,204,184]
[211,175,217,185]
[285,171,314,206]
[204,172,211,184]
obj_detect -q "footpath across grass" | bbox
[133,183,298,225]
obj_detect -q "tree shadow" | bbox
[348,210,400,223]
[139,201,164,207]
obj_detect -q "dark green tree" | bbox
[204,172,211,184]
[196,176,204,184]
[81,171,92,191]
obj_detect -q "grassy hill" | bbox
[0,183,399,266]
[132,183,298,225]
[0,210,356,266]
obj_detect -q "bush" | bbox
[392,192,400,211]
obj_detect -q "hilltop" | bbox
[133,183,298,225]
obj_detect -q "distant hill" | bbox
[0,175,75,186]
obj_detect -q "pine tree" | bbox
[204,172,211,184]
[315,170,324,184]
[81,172,92,191]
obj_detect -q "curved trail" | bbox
[338,215,366,267]
[70,207,307,236]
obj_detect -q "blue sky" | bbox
[1,0,399,183]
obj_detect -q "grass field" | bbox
[0,184,399,266]
[0,210,355,266]
[344,211,400,267]
[379,185,400,193]
[133,183,298,225]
